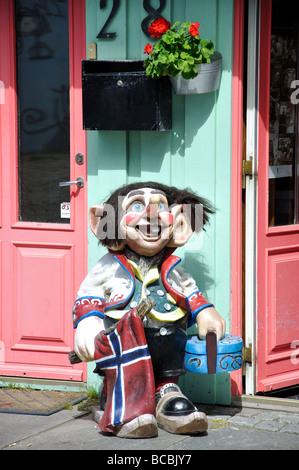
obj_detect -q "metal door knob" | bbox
[59,176,84,188]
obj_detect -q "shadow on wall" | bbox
[174,91,218,157]
[184,250,215,297]
[91,87,219,176]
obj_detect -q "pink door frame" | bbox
[0,0,87,382]
[230,0,245,396]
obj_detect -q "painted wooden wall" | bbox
[85,0,234,405]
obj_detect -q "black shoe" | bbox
[161,395,198,416]
[156,383,208,434]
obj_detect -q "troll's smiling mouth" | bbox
[136,222,161,240]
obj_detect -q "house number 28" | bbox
[97,0,168,39]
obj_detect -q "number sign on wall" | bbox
[97,0,168,39]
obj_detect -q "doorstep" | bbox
[0,376,86,393]
[232,394,299,413]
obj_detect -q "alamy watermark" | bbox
[290,340,299,365]
[0,341,4,363]
[290,80,299,104]
[94,198,205,248]
[0,81,4,105]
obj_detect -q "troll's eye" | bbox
[132,202,144,212]
[159,202,164,211]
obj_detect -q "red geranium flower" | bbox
[189,22,200,37]
[144,43,153,55]
[149,18,171,38]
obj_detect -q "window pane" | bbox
[15,0,70,223]
[268,0,299,226]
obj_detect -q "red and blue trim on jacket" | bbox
[72,250,213,329]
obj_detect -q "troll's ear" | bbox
[89,205,105,238]
[167,204,194,247]
[89,205,125,251]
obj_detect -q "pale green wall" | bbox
[85,0,234,405]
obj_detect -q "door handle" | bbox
[59,176,84,188]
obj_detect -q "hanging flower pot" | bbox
[143,19,222,95]
[170,51,222,95]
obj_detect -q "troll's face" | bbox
[89,182,213,257]
[120,187,174,256]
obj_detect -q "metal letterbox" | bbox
[82,60,172,131]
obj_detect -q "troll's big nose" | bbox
[146,203,159,218]
[146,194,161,218]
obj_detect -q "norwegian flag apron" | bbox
[94,308,156,433]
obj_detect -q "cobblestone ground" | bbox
[203,404,299,435]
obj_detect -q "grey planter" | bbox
[170,51,222,95]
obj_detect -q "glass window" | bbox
[268,0,299,226]
[15,0,70,223]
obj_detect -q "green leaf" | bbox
[194,52,203,64]
[171,21,180,30]
[180,51,189,59]
[166,63,181,77]
[181,21,191,29]
[202,48,214,62]
[181,64,198,79]
[180,61,192,74]
[163,34,172,45]
[202,47,213,58]
[182,41,191,51]
[200,38,212,48]
[158,55,167,64]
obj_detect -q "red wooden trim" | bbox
[69,0,87,381]
[0,0,18,228]
[230,0,245,396]
[258,0,272,239]
[256,0,272,391]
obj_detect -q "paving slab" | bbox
[1,402,299,451]
[0,407,83,448]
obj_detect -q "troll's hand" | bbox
[196,306,226,341]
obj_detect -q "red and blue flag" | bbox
[94,309,156,432]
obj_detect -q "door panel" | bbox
[12,243,73,345]
[0,0,87,381]
[256,0,299,392]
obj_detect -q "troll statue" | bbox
[72,182,226,438]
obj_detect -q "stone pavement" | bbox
[1,396,299,451]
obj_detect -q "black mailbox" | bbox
[82,60,172,131]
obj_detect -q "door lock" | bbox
[75,153,84,165]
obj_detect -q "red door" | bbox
[256,0,299,392]
[0,0,87,382]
